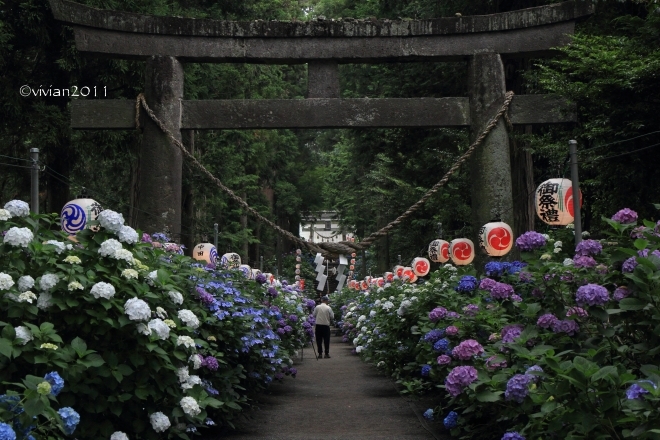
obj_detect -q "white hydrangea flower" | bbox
[176,367,190,384]
[136,323,151,336]
[124,298,151,321]
[4,200,29,218]
[357,315,366,323]
[382,301,394,310]
[18,291,37,303]
[164,319,176,328]
[189,354,202,369]
[17,275,34,292]
[353,337,359,345]
[563,258,574,267]
[0,273,14,290]
[554,241,563,248]
[97,210,124,233]
[349,306,356,312]
[369,310,377,317]
[121,269,139,280]
[148,319,170,340]
[39,273,59,291]
[177,335,195,349]
[582,231,590,237]
[68,281,84,291]
[117,225,139,244]
[377,287,384,293]
[149,412,170,433]
[540,254,552,260]
[356,345,364,353]
[147,271,158,286]
[443,263,457,272]
[15,326,33,345]
[3,227,34,247]
[90,282,115,299]
[344,312,352,319]
[361,326,368,332]
[566,223,575,229]
[168,291,183,305]
[0,209,10,221]
[181,375,201,390]
[553,247,562,254]
[156,307,168,319]
[110,432,129,440]
[113,249,135,265]
[43,240,66,254]
[99,239,123,258]
[178,309,200,329]
[374,299,381,306]
[180,396,201,416]
[37,292,53,310]
[63,255,81,264]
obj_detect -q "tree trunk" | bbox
[182,130,195,252]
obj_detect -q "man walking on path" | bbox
[313,296,334,359]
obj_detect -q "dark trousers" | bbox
[315,324,330,355]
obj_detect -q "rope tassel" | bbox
[135,91,514,257]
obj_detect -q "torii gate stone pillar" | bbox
[140,56,184,236]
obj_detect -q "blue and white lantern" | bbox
[60,198,104,234]
[220,252,242,269]
[239,264,252,278]
[192,243,218,266]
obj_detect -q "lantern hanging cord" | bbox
[135,91,514,256]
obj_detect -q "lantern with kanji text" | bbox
[535,178,582,226]
[428,239,450,263]
[192,243,218,266]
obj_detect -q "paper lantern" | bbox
[394,265,404,278]
[449,238,475,265]
[349,265,355,271]
[384,272,394,283]
[296,256,301,262]
[412,257,431,277]
[295,269,301,275]
[296,249,302,255]
[351,253,356,257]
[401,267,418,283]
[350,259,356,264]
[478,221,513,257]
[220,252,242,269]
[376,277,385,287]
[295,275,301,280]
[239,264,252,278]
[251,269,262,279]
[61,198,104,234]
[360,280,369,290]
[536,178,583,226]
[428,239,450,263]
[192,243,218,265]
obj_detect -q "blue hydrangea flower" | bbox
[0,395,23,414]
[455,276,478,292]
[505,374,532,403]
[433,338,450,352]
[0,423,16,440]
[502,432,526,440]
[626,381,656,400]
[423,409,434,421]
[485,261,504,277]
[44,372,64,396]
[421,365,432,377]
[57,407,80,435]
[423,329,445,343]
[443,411,458,429]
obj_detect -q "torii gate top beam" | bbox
[48,0,593,63]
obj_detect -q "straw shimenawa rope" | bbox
[135,91,515,256]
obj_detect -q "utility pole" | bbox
[569,140,582,247]
[30,148,39,214]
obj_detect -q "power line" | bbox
[579,142,660,165]
[0,162,34,169]
[578,130,660,154]
[0,154,31,162]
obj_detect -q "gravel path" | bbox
[210,334,445,440]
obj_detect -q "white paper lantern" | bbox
[412,257,431,277]
[478,221,514,257]
[401,267,418,283]
[220,252,242,269]
[238,264,252,278]
[360,280,369,290]
[61,198,104,234]
[192,243,218,265]
[535,178,583,226]
[449,238,475,265]
[350,259,356,264]
[393,265,404,278]
[295,269,301,275]
[376,277,385,287]
[251,269,262,279]
[428,239,450,263]
[384,272,394,283]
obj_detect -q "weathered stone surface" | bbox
[49,0,593,38]
[308,61,340,98]
[71,22,575,62]
[71,95,575,129]
[137,56,183,239]
[468,53,514,263]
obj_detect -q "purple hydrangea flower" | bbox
[638,249,660,258]
[575,239,603,256]
[255,273,267,284]
[566,307,588,318]
[289,367,297,377]
[429,307,448,322]
[490,282,514,300]
[575,284,610,307]
[437,355,452,365]
[283,325,293,333]
[447,311,460,319]
[455,275,478,292]
[445,326,459,336]
[445,366,478,397]
[267,287,278,297]
[573,255,597,268]
[626,381,656,400]
[551,319,580,336]
[423,329,445,343]
[531,288,544,298]
[505,374,532,403]
[519,271,533,282]
[525,365,544,383]
[452,339,484,360]
[141,233,152,243]
[613,286,630,301]
[537,313,558,329]
[630,226,648,239]
[511,294,522,302]
[288,314,298,322]
[277,328,286,335]
[612,208,638,224]
[479,278,497,291]
[501,324,524,343]
[516,231,547,252]
[595,264,608,275]
[502,433,526,440]
[201,356,219,371]
[485,356,507,371]
[463,304,479,316]
[622,256,638,273]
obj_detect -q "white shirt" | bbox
[313,303,334,326]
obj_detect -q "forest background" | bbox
[1,0,659,276]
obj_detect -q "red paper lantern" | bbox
[428,239,450,263]
[478,221,513,257]
[376,277,385,287]
[350,259,356,264]
[401,267,418,283]
[535,178,583,226]
[384,272,394,283]
[394,265,404,278]
[412,257,431,277]
[350,265,355,270]
[449,238,475,265]
[360,280,369,290]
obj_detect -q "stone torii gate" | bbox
[49,0,592,252]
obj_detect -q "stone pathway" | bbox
[211,334,444,440]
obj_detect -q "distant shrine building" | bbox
[299,212,354,244]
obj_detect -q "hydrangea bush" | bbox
[0,200,313,439]
[335,208,660,439]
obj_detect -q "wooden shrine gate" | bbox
[49,0,592,254]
